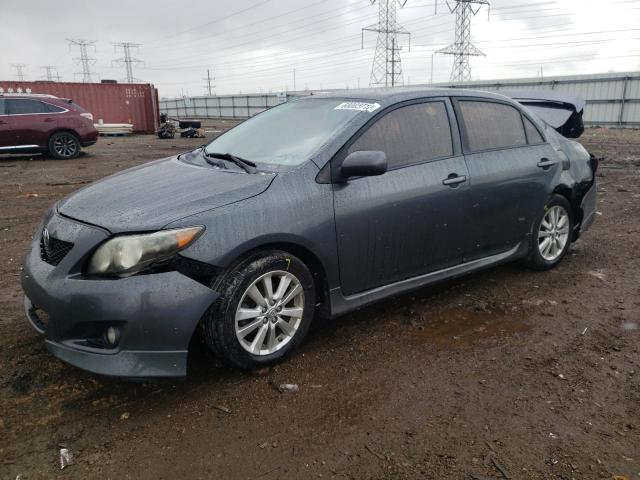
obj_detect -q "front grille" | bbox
[40,232,73,266]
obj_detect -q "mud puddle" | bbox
[412,306,529,348]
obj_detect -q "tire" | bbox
[203,250,316,370]
[48,132,81,159]
[178,120,201,129]
[522,194,573,270]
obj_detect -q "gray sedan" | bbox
[21,88,597,378]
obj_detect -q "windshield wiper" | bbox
[205,152,258,174]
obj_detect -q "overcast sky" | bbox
[1,0,639,97]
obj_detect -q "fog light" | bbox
[105,327,120,346]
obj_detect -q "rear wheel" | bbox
[48,132,80,159]
[522,194,573,270]
[202,250,316,369]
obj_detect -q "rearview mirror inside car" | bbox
[339,151,387,180]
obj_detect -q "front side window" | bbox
[7,99,50,115]
[0,99,6,115]
[458,100,527,151]
[204,99,366,166]
[348,101,453,169]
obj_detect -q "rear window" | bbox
[458,100,527,151]
[7,99,50,115]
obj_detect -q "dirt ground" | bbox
[0,127,638,479]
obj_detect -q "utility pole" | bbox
[11,63,27,81]
[430,54,435,84]
[112,42,143,83]
[435,0,490,82]
[362,0,411,87]
[293,68,296,91]
[41,66,60,82]
[204,69,215,95]
[67,39,96,82]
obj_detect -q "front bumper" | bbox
[21,212,218,378]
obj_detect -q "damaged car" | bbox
[21,88,597,378]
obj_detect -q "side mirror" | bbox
[339,151,387,179]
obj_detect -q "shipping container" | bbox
[0,81,159,133]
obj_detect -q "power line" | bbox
[112,42,143,83]
[436,0,490,82]
[11,63,27,81]
[40,65,60,82]
[67,39,96,82]
[363,0,411,87]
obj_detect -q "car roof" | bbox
[0,93,59,98]
[301,87,514,106]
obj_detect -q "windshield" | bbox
[204,99,372,166]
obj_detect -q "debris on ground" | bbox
[180,127,206,138]
[59,447,73,470]
[277,383,299,393]
[120,412,130,420]
[213,405,231,414]
[588,270,607,281]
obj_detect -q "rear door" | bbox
[0,99,12,148]
[6,99,61,147]
[333,98,469,295]
[453,97,561,261]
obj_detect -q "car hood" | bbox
[58,156,276,232]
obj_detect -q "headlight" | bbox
[87,226,204,277]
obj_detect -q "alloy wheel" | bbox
[53,135,78,158]
[538,205,570,261]
[234,270,305,355]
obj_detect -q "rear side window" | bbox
[348,101,453,169]
[0,99,6,115]
[458,100,526,151]
[7,99,50,115]
[523,116,544,144]
[44,103,65,113]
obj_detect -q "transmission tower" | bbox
[41,65,60,82]
[362,0,411,87]
[12,64,27,81]
[203,69,215,95]
[436,0,489,82]
[67,39,96,82]
[113,42,143,83]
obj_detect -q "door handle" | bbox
[44,118,56,123]
[0,119,7,125]
[537,158,557,169]
[442,174,467,187]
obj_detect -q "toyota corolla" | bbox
[21,88,597,378]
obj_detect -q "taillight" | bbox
[80,112,94,121]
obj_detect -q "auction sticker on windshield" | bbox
[334,102,381,113]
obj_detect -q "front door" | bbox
[453,98,561,261]
[333,99,469,296]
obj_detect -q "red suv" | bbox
[0,94,98,159]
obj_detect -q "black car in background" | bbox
[21,88,597,378]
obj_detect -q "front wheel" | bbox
[203,250,316,369]
[522,194,573,270]
[48,132,80,159]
